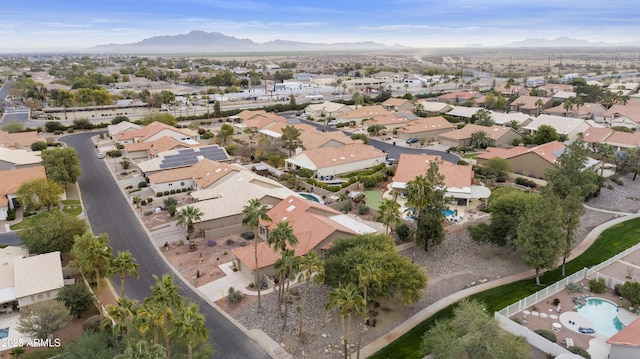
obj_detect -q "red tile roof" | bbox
[607,317,640,347]
[0,166,47,207]
[0,131,40,149]
[394,153,473,189]
[476,141,565,165]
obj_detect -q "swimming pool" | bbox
[298,193,325,204]
[443,209,455,217]
[576,298,625,337]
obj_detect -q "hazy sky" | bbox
[1,0,638,51]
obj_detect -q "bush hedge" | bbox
[568,346,591,359]
[534,329,557,343]
[515,177,537,188]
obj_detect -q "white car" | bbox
[96,152,105,159]
[327,120,339,126]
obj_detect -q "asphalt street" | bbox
[62,132,270,359]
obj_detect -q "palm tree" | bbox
[176,206,204,251]
[105,297,138,335]
[326,283,366,359]
[137,301,169,347]
[563,98,574,117]
[115,338,167,359]
[297,251,324,337]
[86,240,114,308]
[470,130,490,149]
[267,221,299,314]
[374,198,402,234]
[278,249,300,330]
[170,303,208,359]
[406,175,433,260]
[242,198,272,310]
[148,274,183,358]
[535,98,544,116]
[112,250,140,298]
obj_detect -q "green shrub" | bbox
[342,201,352,213]
[226,239,235,246]
[568,346,591,359]
[6,208,15,221]
[610,177,624,186]
[589,277,607,294]
[241,232,255,240]
[512,317,521,324]
[82,315,102,333]
[615,283,622,296]
[137,181,148,188]
[395,223,410,241]
[566,282,583,294]
[170,189,176,194]
[228,287,244,304]
[31,141,48,151]
[357,202,369,215]
[164,191,170,196]
[515,177,537,188]
[534,329,557,343]
[53,130,64,135]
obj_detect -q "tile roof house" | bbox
[392,153,489,205]
[541,102,607,121]
[124,135,200,160]
[114,121,198,145]
[147,159,241,195]
[0,147,43,171]
[418,101,453,114]
[334,105,391,125]
[13,251,65,307]
[396,116,456,141]
[495,83,530,97]
[242,113,288,133]
[0,131,40,149]
[303,101,353,119]
[0,166,47,220]
[509,96,554,115]
[0,246,29,305]
[381,98,413,112]
[476,141,566,179]
[232,195,376,285]
[107,121,142,139]
[438,124,522,148]
[582,127,640,151]
[607,317,640,359]
[258,123,359,152]
[285,143,387,177]
[602,102,640,128]
[137,145,230,175]
[489,111,533,128]
[521,114,593,141]
[364,113,412,131]
[539,83,574,94]
[436,91,481,104]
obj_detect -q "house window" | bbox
[180,181,185,187]
[259,226,266,235]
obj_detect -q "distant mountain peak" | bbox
[505,37,610,47]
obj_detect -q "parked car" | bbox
[385,158,396,166]
[96,152,105,159]
[327,120,339,126]
[405,137,419,144]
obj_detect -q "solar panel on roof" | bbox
[179,148,195,153]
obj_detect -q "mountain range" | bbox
[503,36,640,48]
[89,30,406,54]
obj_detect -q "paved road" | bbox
[62,132,270,359]
[298,118,460,164]
[0,232,21,246]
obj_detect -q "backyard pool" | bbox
[298,192,325,204]
[576,298,625,337]
[443,209,455,217]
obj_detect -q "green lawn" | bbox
[9,211,49,230]
[463,153,478,159]
[364,189,383,210]
[62,199,83,217]
[369,217,640,359]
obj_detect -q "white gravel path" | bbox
[230,173,640,358]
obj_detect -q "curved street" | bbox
[62,132,270,359]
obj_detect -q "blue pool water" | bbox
[299,193,320,202]
[443,209,455,217]
[576,298,625,337]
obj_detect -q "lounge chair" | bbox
[579,327,595,335]
[565,338,574,348]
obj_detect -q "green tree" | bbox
[16,178,64,212]
[470,130,490,149]
[533,124,559,145]
[57,283,95,318]
[472,109,494,127]
[115,339,167,359]
[297,251,324,337]
[112,250,140,298]
[41,147,81,186]
[351,92,364,109]
[374,198,402,234]
[421,299,531,359]
[170,303,209,359]
[267,221,299,315]
[216,123,234,145]
[324,234,428,304]
[19,211,88,253]
[419,160,447,252]
[406,175,433,254]
[515,191,563,285]
[326,282,366,359]
[30,140,48,151]
[281,125,302,156]
[176,206,204,251]
[70,232,114,304]
[163,197,178,217]
[556,186,585,277]
[276,249,300,330]
[17,300,71,340]
[545,135,602,200]
[141,113,178,127]
[619,281,640,306]
[1,120,25,133]
[146,274,184,358]
[242,198,272,310]
[66,332,123,359]
[367,124,386,136]
[482,157,511,181]
[562,98,574,116]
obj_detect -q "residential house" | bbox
[601,102,640,128]
[0,131,40,149]
[363,113,412,132]
[436,91,481,104]
[495,83,530,97]
[181,170,297,239]
[539,83,574,95]
[418,101,453,114]
[509,95,553,115]
[391,153,490,206]
[124,136,200,161]
[607,317,640,359]
[232,109,267,122]
[396,116,456,142]
[582,127,640,152]
[107,121,142,139]
[114,121,198,145]
[0,147,42,170]
[147,159,241,195]
[542,102,607,121]
[303,101,353,119]
[13,251,65,308]
[381,98,413,112]
[0,246,29,307]
[334,105,391,125]
[0,166,47,220]
[137,145,230,176]
[438,124,522,148]
[607,82,639,92]
[521,114,593,141]
[476,141,567,179]
[445,106,484,122]
[232,195,376,285]
[489,111,533,128]
[551,91,577,101]
[258,123,359,152]
[285,143,387,178]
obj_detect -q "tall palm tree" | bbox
[170,303,208,359]
[148,274,183,359]
[267,221,299,314]
[176,206,204,251]
[406,175,433,260]
[535,98,544,116]
[278,249,300,330]
[115,338,167,359]
[563,98,574,117]
[470,130,490,149]
[326,283,366,359]
[374,198,402,234]
[242,198,272,310]
[137,301,169,347]
[87,239,114,307]
[297,251,324,337]
[112,250,140,298]
[105,297,138,335]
